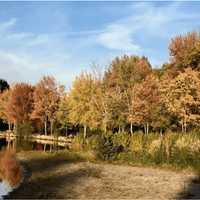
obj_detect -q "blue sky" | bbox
[0,1,200,88]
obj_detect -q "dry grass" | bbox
[5,151,200,199]
[0,150,22,187]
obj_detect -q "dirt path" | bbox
[6,152,200,199]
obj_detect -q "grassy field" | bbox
[5,150,200,199]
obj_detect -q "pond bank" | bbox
[5,151,200,199]
[0,150,23,199]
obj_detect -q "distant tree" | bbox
[161,68,200,132]
[32,76,60,135]
[0,79,9,93]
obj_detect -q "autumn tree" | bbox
[130,74,160,134]
[6,83,34,131]
[161,68,200,132]
[56,92,70,135]
[0,89,12,130]
[104,55,152,132]
[0,79,10,130]
[32,76,60,135]
[169,32,200,72]
[68,72,103,138]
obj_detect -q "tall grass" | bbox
[72,131,200,171]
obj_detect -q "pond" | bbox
[0,137,69,153]
[0,136,70,198]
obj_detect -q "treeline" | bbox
[1,31,200,136]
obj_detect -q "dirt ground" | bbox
[6,151,200,199]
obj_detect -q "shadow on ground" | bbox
[5,154,100,199]
[177,176,200,199]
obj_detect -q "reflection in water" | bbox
[0,137,68,152]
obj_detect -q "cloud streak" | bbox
[0,2,200,86]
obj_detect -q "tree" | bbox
[161,68,200,132]
[104,55,152,132]
[0,79,10,130]
[56,93,70,135]
[32,76,60,135]
[0,89,12,130]
[169,32,200,72]
[0,79,9,93]
[130,74,160,134]
[68,72,102,138]
[6,83,34,130]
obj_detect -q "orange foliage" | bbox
[0,150,22,187]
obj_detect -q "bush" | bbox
[112,132,131,151]
[0,150,22,187]
[95,134,124,161]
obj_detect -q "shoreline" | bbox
[5,151,200,199]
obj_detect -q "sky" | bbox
[0,1,200,88]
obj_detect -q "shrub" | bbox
[95,134,124,161]
[112,132,131,151]
[0,150,22,187]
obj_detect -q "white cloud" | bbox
[0,2,200,86]
[0,18,73,86]
[96,1,200,56]
[98,24,140,52]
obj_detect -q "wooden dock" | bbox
[0,131,73,145]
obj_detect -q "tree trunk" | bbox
[118,125,121,133]
[147,122,149,135]
[130,122,133,134]
[104,125,107,133]
[160,128,163,136]
[184,116,187,133]
[44,143,46,152]
[181,121,184,133]
[144,124,146,134]
[8,122,11,131]
[83,125,87,139]
[50,120,53,136]
[44,120,47,135]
